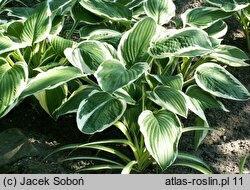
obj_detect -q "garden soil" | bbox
[0,0,249,174]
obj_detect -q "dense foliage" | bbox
[0,0,249,173]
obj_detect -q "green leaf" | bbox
[7,7,34,20]
[243,5,250,20]
[123,105,142,130]
[149,28,214,58]
[50,15,64,35]
[239,155,249,174]
[21,1,52,45]
[61,156,123,166]
[182,7,232,28]
[206,0,250,12]
[0,35,28,55]
[95,59,148,93]
[144,0,175,25]
[6,21,24,40]
[182,126,215,133]
[79,0,132,24]
[71,1,104,24]
[49,0,74,13]
[34,85,67,119]
[88,29,122,48]
[177,152,211,170]
[207,45,249,67]
[121,161,137,174]
[54,85,100,118]
[148,74,183,90]
[194,117,209,150]
[172,162,212,174]
[64,41,113,74]
[0,60,28,118]
[47,139,133,162]
[123,0,142,9]
[195,62,250,100]
[113,89,137,105]
[186,85,228,112]
[118,17,156,67]
[138,110,182,170]
[77,164,124,172]
[20,66,84,99]
[39,48,58,67]
[79,24,119,39]
[77,92,127,134]
[50,36,75,57]
[204,20,228,38]
[186,95,207,121]
[34,62,61,72]
[148,86,188,118]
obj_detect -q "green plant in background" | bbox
[239,155,250,174]
[0,0,23,14]
[0,0,250,173]
[183,0,250,52]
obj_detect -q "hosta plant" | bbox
[0,0,250,173]
[182,0,250,52]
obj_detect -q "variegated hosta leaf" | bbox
[204,20,228,39]
[103,43,118,59]
[54,85,100,119]
[123,83,142,101]
[79,24,118,39]
[186,85,228,112]
[186,94,207,122]
[7,7,34,20]
[118,17,156,67]
[184,93,210,148]
[95,59,148,93]
[79,0,132,24]
[7,21,24,39]
[113,88,137,105]
[148,74,183,90]
[143,0,175,25]
[71,1,104,24]
[0,35,28,55]
[149,28,214,58]
[50,36,75,57]
[0,61,28,118]
[20,66,84,99]
[138,110,182,170]
[125,0,143,9]
[194,117,209,150]
[131,2,145,16]
[206,0,250,12]
[182,7,232,29]
[207,45,249,67]
[21,1,51,45]
[64,40,113,74]
[88,29,122,48]
[35,85,68,119]
[50,16,64,36]
[77,92,127,134]
[195,62,250,100]
[49,0,74,11]
[116,0,133,5]
[0,21,8,32]
[243,5,250,20]
[147,86,188,118]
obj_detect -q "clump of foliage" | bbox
[0,0,250,173]
[184,0,250,52]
